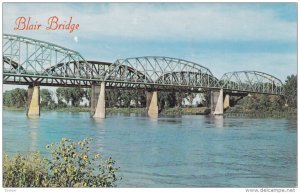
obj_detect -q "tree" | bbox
[137,90,146,107]
[83,88,91,106]
[119,90,132,107]
[69,87,85,107]
[284,74,297,108]
[3,88,27,108]
[40,89,52,107]
[56,87,85,107]
[56,88,68,106]
[166,92,177,107]
[226,74,297,113]
[40,89,57,109]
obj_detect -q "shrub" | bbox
[3,152,49,187]
[3,138,119,187]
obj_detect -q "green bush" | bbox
[3,138,119,187]
[3,152,49,187]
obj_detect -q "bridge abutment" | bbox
[146,91,158,118]
[27,83,40,117]
[91,82,106,118]
[211,89,224,115]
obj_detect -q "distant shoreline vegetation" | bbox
[2,106,297,118]
[3,74,297,118]
[2,106,210,115]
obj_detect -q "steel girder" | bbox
[220,71,284,95]
[105,56,220,91]
[3,34,108,87]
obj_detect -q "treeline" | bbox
[3,74,297,113]
[3,87,90,110]
[3,87,203,110]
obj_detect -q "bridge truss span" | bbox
[3,34,285,96]
[220,71,284,95]
[105,56,220,91]
[3,34,109,87]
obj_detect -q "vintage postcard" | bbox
[2,2,298,192]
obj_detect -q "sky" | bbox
[2,2,298,90]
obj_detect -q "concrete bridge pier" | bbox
[91,82,106,118]
[146,91,158,118]
[211,89,224,115]
[211,90,232,115]
[27,83,40,117]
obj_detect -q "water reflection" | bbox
[204,115,224,128]
[146,117,158,129]
[92,117,105,126]
[27,116,40,152]
[214,116,224,128]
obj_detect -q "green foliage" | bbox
[3,153,49,187]
[158,91,186,108]
[55,106,90,112]
[284,74,297,108]
[105,89,146,108]
[3,88,27,108]
[241,94,284,112]
[201,90,211,107]
[3,138,119,187]
[106,107,145,114]
[161,107,210,115]
[56,87,85,107]
[84,88,91,106]
[227,74,297,114]
[175,92,185,107]
[40,89,57,109]
[4,74,295,113]
[41,89,52,105]
[227,93,287,114]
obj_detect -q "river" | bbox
[2,110,297,187]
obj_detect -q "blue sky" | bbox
[3,2,297,83]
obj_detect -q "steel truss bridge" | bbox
[3,34,284,96]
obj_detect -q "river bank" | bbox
[3,106,297,117]
[3,106,210,115]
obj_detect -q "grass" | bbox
[160,107,210,115]
[3,105,211,115]
[3,106,26,111]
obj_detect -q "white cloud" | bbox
[2,3,297,81]
[2,3,297,42]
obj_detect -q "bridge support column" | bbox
[27,84,40,117]
[146,91,158,118]
[91,82,106,118]
[211,89,224,115]
[224,94,230,109]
